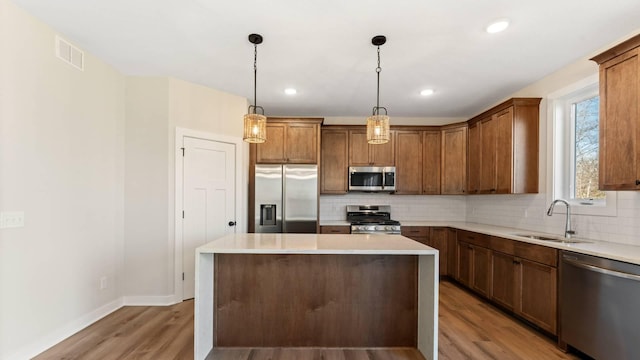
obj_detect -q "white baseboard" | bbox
[122,294,180,306]
[2,297,124,360]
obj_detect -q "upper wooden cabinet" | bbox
[467,98,541,194]
[256,118,322,164]
[395,131,423,194]
[348,130,395,166]
[395,129,441,194]
[320,128,349,194]
[441,123,468,195]
[423,131,442,194]
[591,34,640,190]
[467,122,480,194]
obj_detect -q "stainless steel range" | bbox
[347,205,401,234]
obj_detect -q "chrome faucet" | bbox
[546,199,575,239]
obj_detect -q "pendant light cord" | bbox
[253,43,258,109]
[375,46,381,114]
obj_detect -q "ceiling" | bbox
[10,0,640,119]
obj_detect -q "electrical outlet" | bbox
[0,211,25,228]
[100,276,108,290]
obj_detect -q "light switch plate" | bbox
[0,211,25,228]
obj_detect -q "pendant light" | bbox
[243,33,267,143]
[367,35,390,145]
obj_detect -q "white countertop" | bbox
[398,221,640,265]
[197,233,438,255]
[321,220,640,265]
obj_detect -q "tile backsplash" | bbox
[320,194,467,222]
[321,192,640,246]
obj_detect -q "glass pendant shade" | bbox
[366,114,390,144]
[243,113,267,143]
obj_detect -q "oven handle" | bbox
[563,258,640,282]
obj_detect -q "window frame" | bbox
[548,75,617,217]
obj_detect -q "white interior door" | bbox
[182,136,236,300]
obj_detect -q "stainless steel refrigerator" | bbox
[254,164,318,233]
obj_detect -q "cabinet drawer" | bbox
[490,236,515,255]
[401,226,429,237]
[457,230,489,247]
[320,226,351,234]
[514,242,558,267]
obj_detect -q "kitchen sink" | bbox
[513,233,592,244]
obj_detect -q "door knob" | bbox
[228,221,236,227]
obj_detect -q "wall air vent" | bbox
[55,35,84,71]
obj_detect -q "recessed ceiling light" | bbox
[420,89,435,96]
[486,19,509,34]
[284,88,297,95]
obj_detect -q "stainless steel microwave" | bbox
[348,166,396,192]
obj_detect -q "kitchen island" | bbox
[194,233,439,360]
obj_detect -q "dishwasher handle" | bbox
[563,257,640,282]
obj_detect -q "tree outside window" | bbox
[572,96,604,200]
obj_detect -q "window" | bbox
[571,95,603,202]
[551,79,616,216]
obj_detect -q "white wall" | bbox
[124,77,171,300]
[0,0,126,358]
[123,77,247,302]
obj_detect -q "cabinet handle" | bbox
[513,260,521,265]
[636,179,640,186]
[490,188,496,192]
[467,245,473,250]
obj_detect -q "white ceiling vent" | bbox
[55,35,84,71]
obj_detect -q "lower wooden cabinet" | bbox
[452,230,559,336]
[471,245,491,298]
[401,226,449,276]
[491,251,516,310]
[446,228,458,278]
[517,258,557,334]
[456,241,473,287]
[319,226,351,234]
[456,240,490,297]
[430,227,448,275]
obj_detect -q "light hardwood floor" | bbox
[35,280,586,360]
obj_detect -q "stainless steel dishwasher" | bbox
[560,251,640,359]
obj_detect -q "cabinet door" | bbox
[496,108,514,193]
[395,131,423,194]
[599,48,640,190]
[401,226,429,245]
[491,251,516,310]
[348,131,370,166]
[446,229,458,278]
[471,245,491,298]
[430,227,448,275]
[457,241,472,286]
[256,123,286,163]
[441,125,467,194]
[467,122,480,194]
[321,129,349,193]
[515,259,557,334]
[423,131,441,194]
[479,116,497,193]
[370,130,395,166]
[286,123,318,163]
